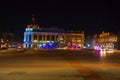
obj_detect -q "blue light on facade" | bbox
[26,28,33,32]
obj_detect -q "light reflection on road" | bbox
[106,50,114,53]
[96,50,106,57]
[100,50,106,57]
[96,49,114,58]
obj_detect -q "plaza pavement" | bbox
[0,48,120,80]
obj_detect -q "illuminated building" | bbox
[65,31,84,48]
[23,16,65,49]
[23,16,84,49]
[0,33,14,48]
[95,31,118,50]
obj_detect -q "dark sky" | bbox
[0,0,120,36]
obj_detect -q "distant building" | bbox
[23,16,84,49]
[65,31,84,48]
[94,31,118,50]
[0,33,14,48]
[23,15,65,49]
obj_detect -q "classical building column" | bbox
[42,34,44,42]
[27,34,30,48]
[45,34,47,41]
[37,34,39,41]
[54,35,56,42]
[26,34,28,42]
[27,34,30,42]
[50,34,52,42]
[23,33,26,48]
[24,33,26,42]
[32,34,34,48]
[37,34,39,48]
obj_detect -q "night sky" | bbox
[0,0,120,38]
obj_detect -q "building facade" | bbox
[24,27,65,49]
[65,31,84,48]
[0,33,14,48]
[95,31,118,50]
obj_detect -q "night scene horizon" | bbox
[0,1,120,36]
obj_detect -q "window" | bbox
[39,35,42,40]
[47,35,50,41]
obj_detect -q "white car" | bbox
[17,46,24,51]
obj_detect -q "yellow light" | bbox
[33,40,38,42]
[100,50,106,57]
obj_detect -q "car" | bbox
[17,48,24,51]
[17,46,24,51]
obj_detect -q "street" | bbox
[0,48,120,80]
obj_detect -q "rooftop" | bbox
[32,28,65,33]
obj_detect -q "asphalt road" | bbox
[0,48,120,80]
